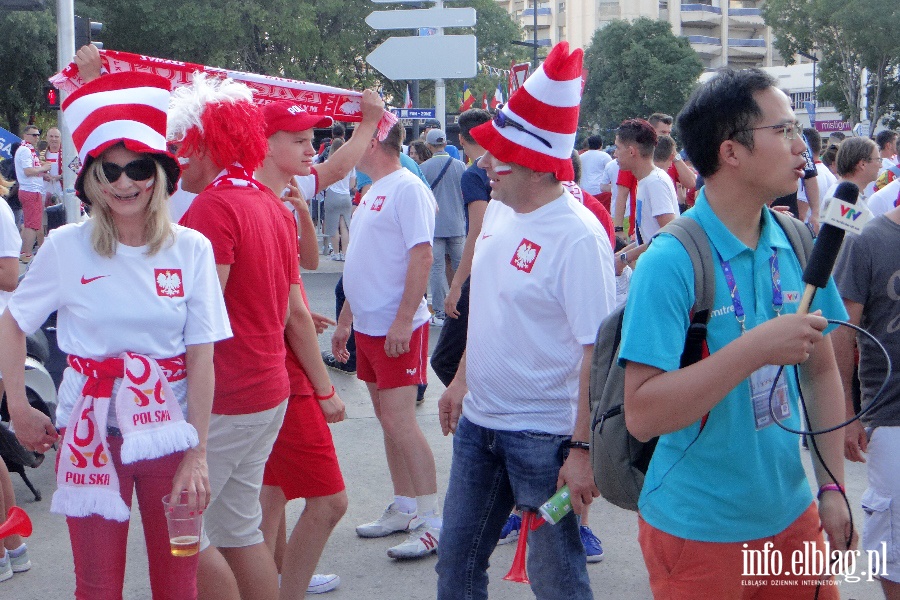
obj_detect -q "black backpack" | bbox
[589,210,813,511]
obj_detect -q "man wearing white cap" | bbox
[436,42,615,598]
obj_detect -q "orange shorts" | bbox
[354,323,428,390]
[638,503,839,600]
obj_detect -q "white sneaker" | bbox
[0,556,11,583]
[307,573,340,594]
[9,547,30,573]
[356,503,417,538]
[386,520,440,559]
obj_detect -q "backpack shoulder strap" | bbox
[768,208,813,270]
[655,217,716,320]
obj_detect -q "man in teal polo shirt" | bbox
[619,68,855,598]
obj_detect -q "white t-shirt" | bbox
[636,166,679,242]
[579,149,612,196]
[7,220,233,426]
[343,168,436,336]
[602,159,629,217]
[814,163,836,209]
[14,145,44,193]
[0,200,21,316]
[326,168,355,196]
[463,193,616,435]
[168,183,197,224]
[867,178,900,218]
[43,149,62,197]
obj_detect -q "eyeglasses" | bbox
[99,158,157,183]
[493,111,552,149]
[734,121,803,141]
[24,132,40,137]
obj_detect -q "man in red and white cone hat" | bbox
[436,42,615,598]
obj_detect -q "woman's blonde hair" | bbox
[82,150,174,258]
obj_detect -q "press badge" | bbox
[750,365,790,430]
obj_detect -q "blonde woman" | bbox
[0,72,232,599]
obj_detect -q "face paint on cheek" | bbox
[144,178,155,190]
[178,157,190,166]
[493,163,512,176]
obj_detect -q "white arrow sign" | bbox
[366,7,476,30]
[366,35,476,80]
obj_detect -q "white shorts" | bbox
[200,400,287,550]
[861,425,900,583]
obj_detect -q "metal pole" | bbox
[57,0,78,224]
[435,0,446,129]
[811,58,817,127]
[411,80,420,140]
[533,0,538,70]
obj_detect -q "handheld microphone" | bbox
[798,181,860,313]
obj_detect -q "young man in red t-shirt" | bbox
[253,93,384,596]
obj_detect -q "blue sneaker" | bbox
[580,525,604,563]
[497,513,521,546]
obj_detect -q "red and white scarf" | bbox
[207,164,265,192]
[52,353,195,522]
[50,48,398,140]
[22,142,41,169]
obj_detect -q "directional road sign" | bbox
[366,7,476,30]
[391,108,437,120]
[366,35,476,80]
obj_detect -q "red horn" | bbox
[0,507,32,539]
[503,511,533,584]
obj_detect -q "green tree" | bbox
[84,0,526,110]
[580,18,703,135]
[0,8,57,135]
[763,0,900,129]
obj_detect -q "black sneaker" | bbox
[322,352,356,373]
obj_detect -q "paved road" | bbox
[2,265,885,599]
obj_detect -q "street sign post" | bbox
[366,7,475,30]
[366,35,476,80]
[391,108,437,120]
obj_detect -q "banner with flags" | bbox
[50,48,397,132]
[404,84,413,109]
[491,85,503,110]
[459,82,475,113]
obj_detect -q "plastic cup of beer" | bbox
[162,492,202,557]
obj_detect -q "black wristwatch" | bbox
[619,252,629,264]
[566,440,590,452]
[614,226,624,232]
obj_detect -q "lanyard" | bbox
[718,248,783,333]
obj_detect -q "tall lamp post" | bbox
[511,0,540,70]
[798,50,819,127]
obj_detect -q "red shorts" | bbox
[20,190,43,231]
[638,503,839,600]
[354,323,428,390]
[262,393,345,500]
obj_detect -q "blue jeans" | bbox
[430,236,465,314]
[436,417,593,600]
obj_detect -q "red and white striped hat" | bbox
[62,71,180,200]
[471,42,582,181]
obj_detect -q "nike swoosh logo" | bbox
[80,275,109,284]
[481,234,493,239]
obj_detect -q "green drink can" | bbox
[538,485,573,525]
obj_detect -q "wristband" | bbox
[817,483,845,499]
[566,440,590,452]
[314,385,336,401]
[614,226,624,232]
